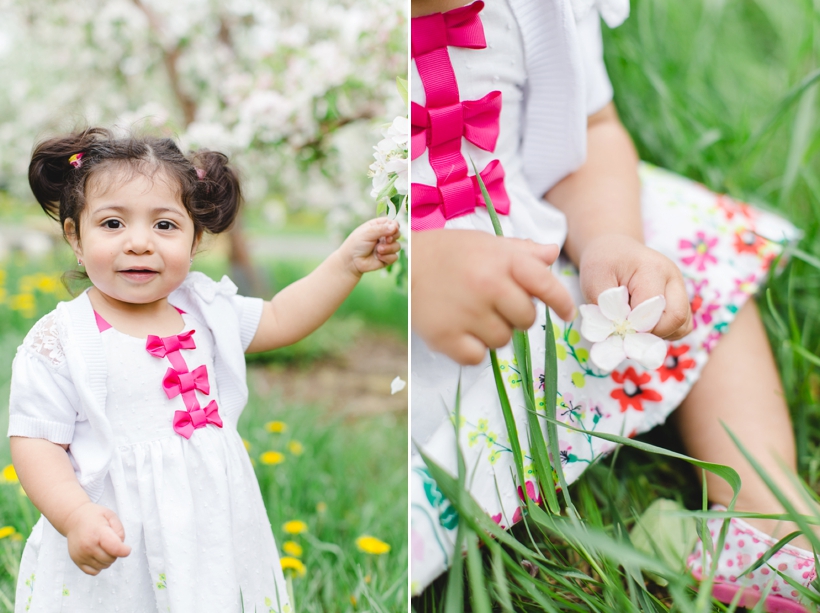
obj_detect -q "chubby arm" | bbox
[546,102,692,340]
[10,437,131,575]
[246,218,400,353]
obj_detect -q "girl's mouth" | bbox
[118,269,158,282]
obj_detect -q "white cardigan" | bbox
[510,0,629,199]
[7,272,264,502]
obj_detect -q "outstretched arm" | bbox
[10,436,131,575]
[246,218,401,353]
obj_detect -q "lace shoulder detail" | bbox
[21,310,65,368]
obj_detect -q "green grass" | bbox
[414,0,820,610]
[0,245,407,611]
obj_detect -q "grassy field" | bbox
[414,0,820,611]
[0,245,408,612]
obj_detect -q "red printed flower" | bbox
[610,367,662,412]
[716,195,756,223]
[733,229,767,256]
[679,231,719,271]
[658,344,696,383]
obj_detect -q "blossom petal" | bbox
[590,336,627,372]
[597,286,631,322]
[579,304,616,342]
[624,333,667,370]
[627,295,667,332]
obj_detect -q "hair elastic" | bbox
[68,153,85,169]
[196,168,206,180]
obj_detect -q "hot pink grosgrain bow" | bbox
[411,91,501,160]
[146,330,196,357]
[173,400,223,439]
[163,365,210,404]
[411,159,509,231]
[411,1,486,108]
[411,1,486,58]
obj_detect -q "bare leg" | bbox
[673,300,818,549]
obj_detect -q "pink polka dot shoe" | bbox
[687,506,818,613]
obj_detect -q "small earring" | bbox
[190,258,193,264]
[77,259,83,266]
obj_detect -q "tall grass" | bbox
[413,0,820,610]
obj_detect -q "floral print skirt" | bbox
[409,163,801,594]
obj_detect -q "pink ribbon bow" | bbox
[146,330,196,357]
[410,159,510,231]
[411,1,486,108]
[173,400,223,440]
[146,330,196,371]
[162,365,211,413]
[411,91,501,161]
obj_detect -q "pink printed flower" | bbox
[732,274,758,299]
[679,231,719,271]
[579,286,667,373]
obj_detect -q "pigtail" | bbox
[29,127,110,221]
[189,150,243,234]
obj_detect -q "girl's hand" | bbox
[413,229,576,365]
[340,218,401,276]
[579,234,692,340]
[64,502,131,575]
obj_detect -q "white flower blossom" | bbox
[390,376,406,395]
[579,286,667,373]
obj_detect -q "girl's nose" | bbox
[124,227,155,254]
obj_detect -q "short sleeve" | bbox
[576,10,614,116]
[230,294,265,352]
[8,344,80,445]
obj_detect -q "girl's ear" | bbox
[64,219,82,260]
[191,231,202,258]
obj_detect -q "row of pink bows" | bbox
[145,329,222,439]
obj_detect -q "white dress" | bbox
[15,312,290,613]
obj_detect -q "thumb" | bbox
[358,218,399,243]
[100,512,131,558]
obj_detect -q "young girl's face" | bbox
[66,169,197,307]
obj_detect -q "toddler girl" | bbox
[9,127,400,612]
[410,0,814,610]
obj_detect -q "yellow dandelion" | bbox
[283,541,303,557]
[350,595,357,606]
[260,451,285,465]
[242,439,251,451]
[11,533,22,542]
[283,520,308,535]
[280,556,306,578]
[316,501,327,514]
[265,421,287,433]
[18,275,37,293]
[0,526,16,540]
[10,293,36,318]
[0,288,7,305]
[2,464,18,483]
[36,275,61,294]
[364,574,371,584]
[287,440,304,456]
[355,535,390,555]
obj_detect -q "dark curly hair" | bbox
[28,127,242,243]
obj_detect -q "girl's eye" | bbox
[103,220,122,229]
[156,221,177,230]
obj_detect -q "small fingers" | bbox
[653,276,693,340]
[494,284,537,330]
[513,239,561,266]
[472,313,514,350]
[79,564,101,576]
[437,333,489,366]
[511,256,576,322]
[100,526,131,559]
